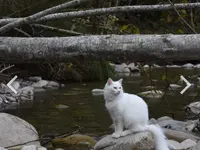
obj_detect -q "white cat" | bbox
[103,78,169,150]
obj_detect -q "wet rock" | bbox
[56,104,69,110]
[137,90,164,99]
[21,145,47,150]
[169,84,182,89]
[180,139,196,149]
[152,64,161,68]
[194,64,200,68]
[29,76,42,82]
[185,101,200,115]
[0,113,40,148]
[92,89,104,96]
[52,134,96,149]
[167,140,182,149]
[182,63,194,69]
[46,81,60,88]
[114,63,130,73]
[0,148,7,150]
[157,116,173,122]
[163,128,200,142]
[94,132,154,150]
[143,65,149,68]
[127,63,140,72]
[31,80,48,88]
[188,141,200,150]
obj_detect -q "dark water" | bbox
[4,68,200,137]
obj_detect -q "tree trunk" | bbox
[0,34,200,63]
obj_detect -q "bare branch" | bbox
[0,64,14,73]
[14,28,31,37]
[32,24,82,36]
[168,0,197,34]
[1,2,200,26]
[0,0,88,34]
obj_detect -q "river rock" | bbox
[167,140,183,149]
[31,80,48,88]
[180,139,197,149]
[127,63,140,72]
[182,63,194,69]
[194,64,200,68]
[94,132,155,150]
[188,141,200,150]
[114,63,130,73]
[21,145,47,150]
[0,113,40,148]
[92,89,104,96]
[56,104,69,110]
[137,90,164,99]
[157,116,173,122]
[46,81,60,88]
[185,101,200,115]
[52,134,96,149]
[29,76,42,82]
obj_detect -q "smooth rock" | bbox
[92,89,104,96]
[0,113,40,147]
[143,65,149,68]
[31,80,48,88]
[0,147,7,150]
[194,64,200,68]
[52,134,96,149]
[180,139,196,149]
[29,76,42,82]
[56,104,69,110]
[167,140,183,149]
[157,116,173,122]
[188,141,200,150]
[94,132,155,150]
[137,90,164,98]
[47,81,60,87]
[185,101,200,115]
[182,63,194,69]
[127,63,140,72]
[114,63,130,73]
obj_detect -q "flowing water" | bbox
[4,67,200,137]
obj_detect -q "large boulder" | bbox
[0,113,40,148]
[94,132,155,150]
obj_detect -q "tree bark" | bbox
[0,34,200,63]
[1,3,200,26]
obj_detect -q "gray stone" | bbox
[157,116,173,122]
[137,90,164,99]
[94,132,155,150]
[127,63,140,72]
[114,63,130,73]
[47,81,60,87]
[180,139,196,149]
[56,104,69,109]
[29,76,42,82]
[0,113,40,147]
[167,140,183,149]
[188,141,200,150]
[31,80,48,88]
[185,101,200,115]
[182,63,194,68]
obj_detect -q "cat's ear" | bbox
[107,78,113,85]
[118,78,123,84]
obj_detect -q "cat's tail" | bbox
[145,124,169,150]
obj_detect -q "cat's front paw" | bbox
[112,132,121,138]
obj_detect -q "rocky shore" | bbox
[0,76,63,110]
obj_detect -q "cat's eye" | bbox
[113,87,117,89]
[119,87,121,89]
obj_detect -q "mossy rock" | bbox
[52,134,97,149]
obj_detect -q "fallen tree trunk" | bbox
[0,34,200,63]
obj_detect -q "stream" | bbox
[4,67,200,138]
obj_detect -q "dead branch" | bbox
[0,64,14,73]
[0,0,89,34]
[32,24,82,36]
[14,28,31,37]
[1,3,200,27]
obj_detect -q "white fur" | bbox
[104,78,169,150]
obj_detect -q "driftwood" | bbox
[0,34,200,63]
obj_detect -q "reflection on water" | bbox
[4,68,200,137]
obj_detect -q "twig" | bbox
[1,3,200,26]
[0,64,14,73]
[168,0,197,34]
[32,24,82,35]
[0,0,88,34]
[5,139,39,149]
[14,28,31,37]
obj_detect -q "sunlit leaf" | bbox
[120,25,129,31]
[133,27,140,34]
[162,75,166,80]
[177,29,184,34]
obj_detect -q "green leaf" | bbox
[162,75,166,80]
[68,63,73,68]
[133,27,140,34]
[120,25,129,31]
[177,29,184,34]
